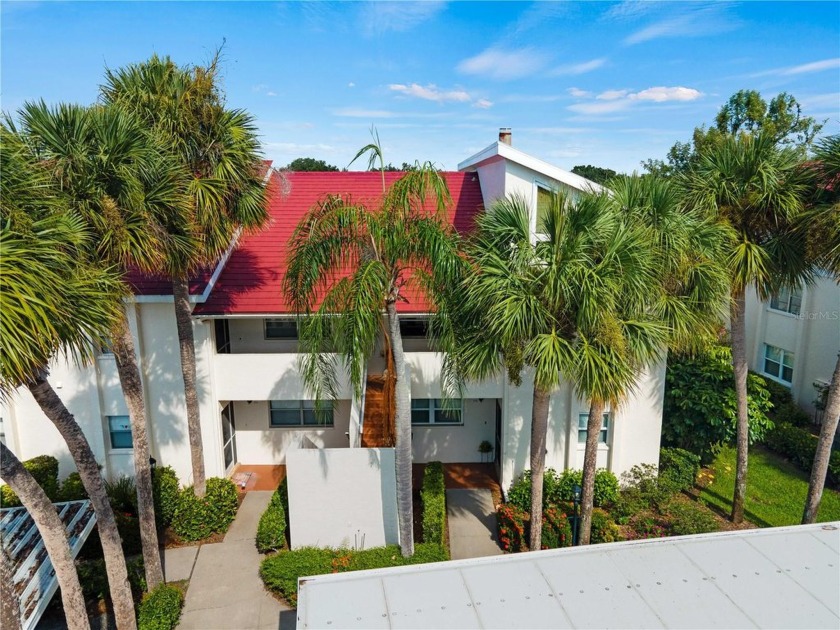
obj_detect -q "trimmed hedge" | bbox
[659,447,700,492]
[421,462,446,546]
[256,487,288,553]
[172,477,239,542]
[152,466,180,530]
[260,544,448,606]
[496,502,573,552]
[1,455,60,507]
[138,583,184,630]
[507,468,619,513]
[764,422,840,487]
[541,507,573,549]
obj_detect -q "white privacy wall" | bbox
[287,448,399,550]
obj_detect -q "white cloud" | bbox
[597,89,629,101]
[568,85,702,115]
[332,108,397,118]
[552,58,607,76]
[623,4,739,45]
[348,82,355,88]
[753,57,840,78]
[472,98,494,109]
[568,87,593,98]
[389,83,471,103]
[631,86,701,102]
[266,91,277,97]
[457,47,547,80]
[604,0,661,21]
[359,1,446,35]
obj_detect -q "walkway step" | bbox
[446,488,503,560]
[224,490,273,542]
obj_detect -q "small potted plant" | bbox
[478,440,493,463]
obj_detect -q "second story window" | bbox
[399,318,428,339]
[269,400,333,427]
[578,412,610,445]
[769,286,802,316]
[265,319,298,340]
[108,415,133,449]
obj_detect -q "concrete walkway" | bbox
[178,491,294,630]
[446,488,503,560]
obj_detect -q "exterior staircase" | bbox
[360,374,395,447]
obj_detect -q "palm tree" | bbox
[284,166,459,557]
[0,188,123,629]
[803,134,840,524]
[101,54,269,497]
[681,132,810,523]
[439,192,665,548]
[1,444,90,630]
[10,101,189,594]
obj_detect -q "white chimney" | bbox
[499,127,512,146]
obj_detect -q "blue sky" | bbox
[2,1,839,173]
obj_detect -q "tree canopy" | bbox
[570,164,618,186]
[287,157,339,172]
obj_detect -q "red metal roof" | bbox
[193,170,484,315]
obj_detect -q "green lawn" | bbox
[699,445,840,527]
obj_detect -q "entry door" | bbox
[494,401,502,473]
[221,403,237,472]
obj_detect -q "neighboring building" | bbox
[0,130,664,494]
[744,273,840,422]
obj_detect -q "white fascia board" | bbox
[458,141,605,195]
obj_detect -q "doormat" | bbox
[231,471,253,489]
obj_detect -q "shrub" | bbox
[659,448,700,492]
[613,464,677,523]
[764,422,840,487]
[665,500,720,536]
[116,511,143,555]
[172,477,239,542]
[58,472,88,502]
[260,544,448,607]
[496,503,527,552]
[152,466,180,529]
[541,507,572,550]
[507,468,618,512]
[772,400,812,428]
[78,556,146,602]
[105,475,137,515]
[138,583,184,630]
[421,462,446,547]
[1,455,60,507]
[624,512,669,541]
[663,344,773,462]
[256,489,288,553]
[589,508,621,544]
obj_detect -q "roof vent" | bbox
[499,128,512,146]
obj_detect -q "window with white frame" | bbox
[108,415,133,449]
[411,399,463,425]
[769,286,802,316]
[264,319,298,340]
[763,344,794,384]
[269,400,333,427]
[399,317,429,339]
[578,412,610,445]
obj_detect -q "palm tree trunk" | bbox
[730,290,749,524]
[386,301,414,558]
[579,399,605,545]
[802,353,840,523]
[528,387,550,551]
[0,442,90,630]
[1,543,22,630]
[172,275,206,497]
[27,375,137,630]
[111,315,164,588]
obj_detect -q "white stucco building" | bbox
[1,130,665,494]
[744,273,840,422]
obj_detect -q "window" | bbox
[269,400,333,427]
[108,415,133,449]
[769,286,802,316]
[411,399,463,425]
[578,413,610,445]
[536,185,552,231]
[399,318,428,339]
[763,344,794,384]
[264,319,298,340]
